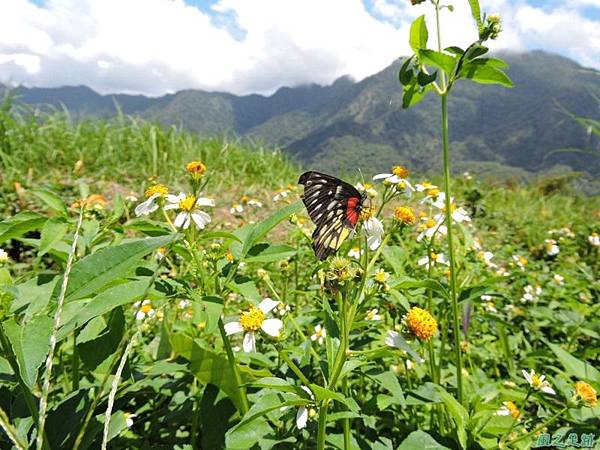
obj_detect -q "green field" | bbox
[0,102,598,450]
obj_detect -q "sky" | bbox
[0,0,599,97]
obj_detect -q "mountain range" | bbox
[3,50,600,178]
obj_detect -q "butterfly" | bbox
[298,171,366,260]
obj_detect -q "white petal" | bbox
[296,407,308,429]
[196,197,215,207]
[496,408,510,416]
[163,203,179,211]
[300,385,314,399]
[261,319,283,337]
[372,173,392,181]
[134,197,159,216]
[417,256,429,266]
[522,369,532,384]
[135,311,145,321]
[191,211,211,229]
[242,332,256,353]
[384,330,401,348]
[224,321,243,336]
[259,297,279,314]
[173,212,188,228]
[166,192,185,203]
[541,385,556,395]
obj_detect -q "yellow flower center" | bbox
[145,184,168,198]
[240,195,249,203]
[392,165,410,178]
[367,310,377,320]
[226,251,234,262]
[394,206,416,225]
[315,328,324,338]
[430,252,438,261]
[425,218,436,228]
[85,194,108,208]
[575,381,598,407]
[363,183,373,190]
[405,307,438,341]
[374,270,388,283]
[179,195,196,212]
[505,401,520,419]
[359,207,374,221]
[530,373,542,388]
[141,303,153,314]
[519,256,528,266]
[186,161,207,176]
[239,306,265,331]
[427,188,440,198]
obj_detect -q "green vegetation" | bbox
[0,102,597,450]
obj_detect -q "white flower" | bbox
[451,207,471,223]
[124,412,136,428]
[347,246,362,259]
[135,194,160,216]
[134,300,155,320]
[310,324,327,345]
[417,216,446,242]
[415,181,438,192]
[276,302,290,316]
[374,269,390,284]
[463,171,473,180]
[520,285,542,303]
[247,199,263,208]
[417,252,449,269]
[365,308,381,321]
[125,195,138,202]
[588,233,599,247]
[296,386,315,429]
[355,182,377,198]
[178,299,190,309]
[552,274,564,286]
[372,166,415,196]
[230,203,244,214]
[512,255,528,270]
[273,189,290,202]
[522,369,556,395]
[544,239,560,256]
[362,217,384,250]
[164,192,214,230]
[224,298,283,353]
[0,249,8,264]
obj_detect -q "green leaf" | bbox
[547,343,600,383]
[30,188,68,216]
[409,15,428,53]
[417,70,437,87]
[225,416,271,450]
[398,430,451,450]
[3,315,53,388]
[399,57,414,86]
[244,244,297,263]
[78,307,125,370]
[435,385,468,449]
[402,81,431,109]
[394,278,449,300]
[419,49,457,76]
[57,279,151,341]
[197,231,242,244]
[309,384,357,411]
[0,212,47,245]
[191,295,224,335]
[200,384,236,450]
[170,333,268,412]
[467,0,483,31]
[125,219,172,236]
[241,201,303,257]
[61,234,176,302]
[38,218,68,257]
[461,60,513,87]
[371,371,405,407]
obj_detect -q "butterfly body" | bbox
[298,171,366,260]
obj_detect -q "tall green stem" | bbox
[434,0,463,405]
[441,92,463,405]
[218,319,249,415]
[316,400,330,450]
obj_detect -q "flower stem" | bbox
[218,318,249,415]
[316,400,330,450]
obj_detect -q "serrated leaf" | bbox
[61,234,176,302]
[3,315,53,388]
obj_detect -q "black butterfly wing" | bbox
[298,171,364,260]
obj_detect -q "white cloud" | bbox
[0,0,597,96]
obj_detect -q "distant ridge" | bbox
[2,50,599,177]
